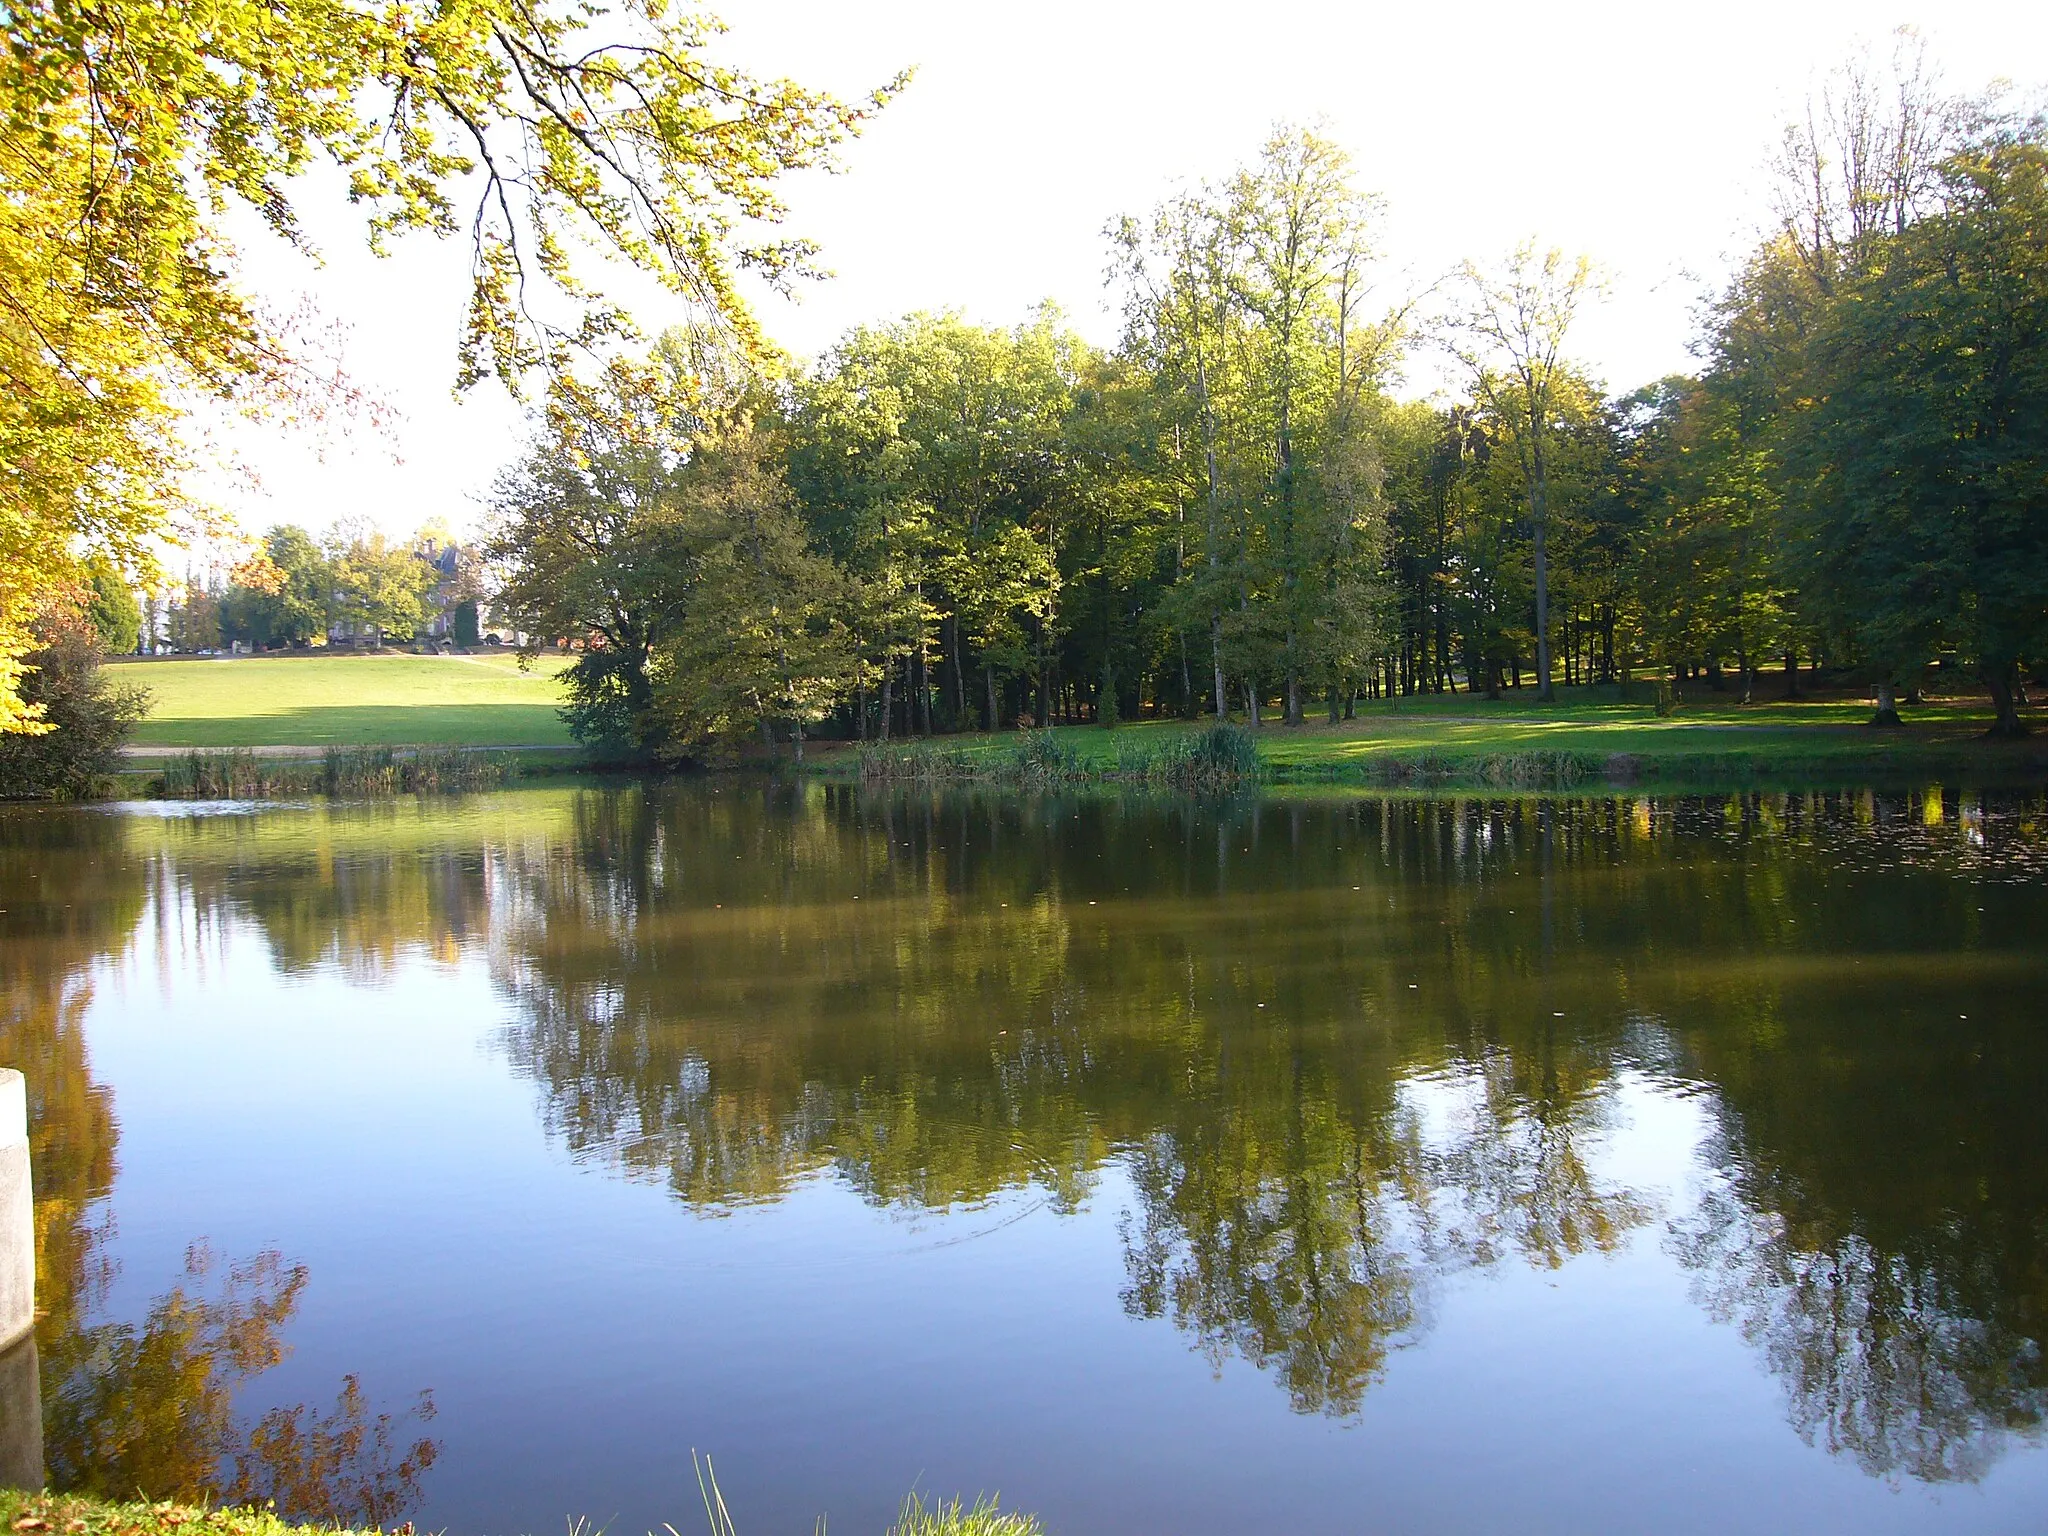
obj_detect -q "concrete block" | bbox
[0,1071,31,1353]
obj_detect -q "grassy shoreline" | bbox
[0,1488,1043,1536]
[103,652,2048,797]
[808,689,2048,793]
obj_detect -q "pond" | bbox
[2,782,2045,1534]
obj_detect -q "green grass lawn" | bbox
[813,681,2048,787]
[111,652,2048,786]
[113,650,576,749]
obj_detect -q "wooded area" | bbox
[5,0,2043,774]
[481,61,2048,760]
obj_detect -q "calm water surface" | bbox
[2,783,2046,1534]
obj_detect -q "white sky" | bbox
[201,0,2047,547]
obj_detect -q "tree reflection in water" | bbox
[0,809,439,1523]
[473,783,2048,1468]
[4,785,2045,1488]
[44,1244,438,1524]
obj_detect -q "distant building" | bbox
[416,538,465,640]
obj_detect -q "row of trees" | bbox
[492,62,2048,760]
[153,525,477,654]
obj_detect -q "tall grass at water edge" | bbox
[856,722,1261,790]
[693,1455,1044,1536]
[1347,749,1615,789]
[853,725,1627,792]
[154,746,519,798]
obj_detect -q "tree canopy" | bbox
[1,0,900,730]
[490,91,2047,757]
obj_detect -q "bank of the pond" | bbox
[90,679,2048,799]
[115,746,592,800]
[0,1490,1043,1536]
[810,692,2048,792]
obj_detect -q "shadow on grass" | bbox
[131,703,574,749]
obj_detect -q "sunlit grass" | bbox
[114,651,575,748]
[3,1482,1050,1536]
[813,682,2047,788]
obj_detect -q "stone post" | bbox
[0,1069,42,1490]
[0,1072,29,1352]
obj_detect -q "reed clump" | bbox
[886,1493,1046,1536]
[156,748,289,797]
[320,746,515,795]
[855,722,1260,790]
[154,747,518,799]
[1358,749,1604,789]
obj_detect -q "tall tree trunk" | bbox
[1531,512,1553,702]
[1245,679,1261,729]
[1984,660,2027,739]
[878,661,892,742]
[985,664,998,732]
[1211,617,1227,718]
[1784,649,1801,699]
[1869,680,1903,728]
[946,615,964,731]
[1036,616,1049,728]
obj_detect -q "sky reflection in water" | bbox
[1,783,2045,1535]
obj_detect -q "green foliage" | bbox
[1781,128,2048,735]
[488,344,716,760]
[653,420,854,761]
[790,308,1079,733]
[487,93,2048,751]
[1,0,898,731]
[0,616,149,798]
[453,601,482,648]
[328,527,440,644]
[86,566,143,655]
[220,527,333,649]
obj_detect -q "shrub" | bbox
[0,616,149,799]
